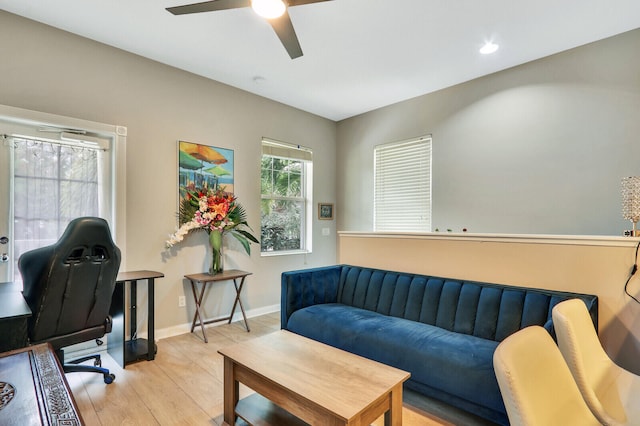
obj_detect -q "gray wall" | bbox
[0,10,337,332]
[2,7,638,335]
[337,29,640,236]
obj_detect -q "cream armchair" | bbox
[493,326,600,426]
[553,298,640,425]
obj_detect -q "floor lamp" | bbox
[622,176,640,237]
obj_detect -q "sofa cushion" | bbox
[287,303,504,415]
[337,265,598,341]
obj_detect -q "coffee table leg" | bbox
[384,384,403,426]
[223,357,239,426]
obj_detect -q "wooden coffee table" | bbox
[218,330,410,426]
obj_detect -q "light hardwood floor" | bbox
[67,313,497,425]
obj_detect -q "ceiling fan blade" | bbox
[287,0,333,6]
[268,9,303,59]
[166,0,250,15]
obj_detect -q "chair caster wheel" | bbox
[104,373,115,384]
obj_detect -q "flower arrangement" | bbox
[166,185,258,272]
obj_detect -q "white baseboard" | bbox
[65,304,280,359]
[153,304,281,341]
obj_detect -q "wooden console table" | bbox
[0,343,83,425]
[184,270,252,343]
[108,270,164,368]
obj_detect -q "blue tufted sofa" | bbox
[281,265,599,425]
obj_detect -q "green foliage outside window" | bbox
[260,156,304,252]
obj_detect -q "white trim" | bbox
[0,104,127,267]
[262,137,313,161]
[260,137,313,254]
[0,104,116,135]
[261,249,311,257]
[338,231,640,248]
[149,304,280,341]
[65,305,281,360]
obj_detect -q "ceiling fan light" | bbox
[252,0,286,19]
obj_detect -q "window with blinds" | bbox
[260,138,313,254]
[374,135,432,232]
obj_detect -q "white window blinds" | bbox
[262,139,312,162]
[374,135,432,232]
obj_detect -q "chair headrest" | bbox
[54,217,119,265]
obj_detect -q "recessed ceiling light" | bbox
[480,42,499,55]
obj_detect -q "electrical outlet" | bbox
[178,296,186,307]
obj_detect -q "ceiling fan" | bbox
[166,0,333,59]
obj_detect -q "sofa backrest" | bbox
[337,265,598,342]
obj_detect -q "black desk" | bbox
[0,282,32,352]
[107,270,164,368]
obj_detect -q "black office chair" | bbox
[19,217,121,384]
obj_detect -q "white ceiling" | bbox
[2,0,640,121]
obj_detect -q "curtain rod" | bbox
[2,133,107,151]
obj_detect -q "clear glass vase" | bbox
[208,230,224,275]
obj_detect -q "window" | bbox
[374,135,432,232]
[3,132,116,282]
[0,105,126,285]
[260,139,312,253]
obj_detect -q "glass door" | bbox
[0,119,115,284]
[0,120,39,283]
[0,133,11,283]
